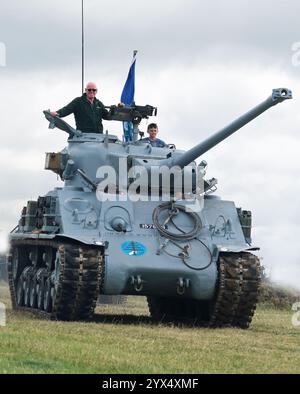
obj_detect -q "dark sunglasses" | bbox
[87,88,97,92]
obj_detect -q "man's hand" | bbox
[50,111,59,117]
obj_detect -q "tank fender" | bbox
[216,245,259,256]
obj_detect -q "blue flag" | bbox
[121,51,137,142]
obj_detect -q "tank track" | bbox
[147,252,261,328]
[7,240,103,320]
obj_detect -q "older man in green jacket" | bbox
[50,82,110,133]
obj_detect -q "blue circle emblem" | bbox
[121,241,147,256]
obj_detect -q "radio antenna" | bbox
[81,0,85,93]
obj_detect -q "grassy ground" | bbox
[0,281,299,374]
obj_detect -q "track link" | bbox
[147,252,261,328]
[209,252,261,328]
[7,240,104,321]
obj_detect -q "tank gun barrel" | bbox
[168,88,292,169]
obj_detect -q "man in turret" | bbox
[139,123,167,147]
[50,82,110,133]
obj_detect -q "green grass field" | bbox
[0,281,299,374]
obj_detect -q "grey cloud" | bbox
[0,0,300,74]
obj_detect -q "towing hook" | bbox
[176,277,190,295]
[130,275,145,292]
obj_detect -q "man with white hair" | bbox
[50,82,110,133]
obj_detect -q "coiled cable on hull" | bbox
[152,201,213,270]
[152,201,201,241]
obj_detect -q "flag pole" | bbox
[81,0,85,94]
[121,51,138,142]
[133,50,138,62]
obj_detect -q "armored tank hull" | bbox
[7,192,260,327]
[7,88,291,327]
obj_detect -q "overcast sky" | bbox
[0,0,299,289]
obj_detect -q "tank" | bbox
[7,88,292,328]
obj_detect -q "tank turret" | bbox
[127,88,292,196]
[7,88,292,328]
